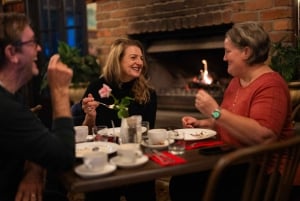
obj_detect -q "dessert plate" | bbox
[174,128,217,141]
[76,141,119,158]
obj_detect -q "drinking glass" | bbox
[92,125,109,142]
[168,130,185,155]
[141,121,150,141]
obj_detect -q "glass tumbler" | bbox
[168,130,186,155]
[92,125,109,142]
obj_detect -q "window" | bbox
[25,0,88,59]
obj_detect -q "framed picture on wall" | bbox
[87,2,97,30]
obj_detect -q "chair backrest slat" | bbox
[203,136,300,201]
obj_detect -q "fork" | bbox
[96,101,115,109]
[146,149,174,163]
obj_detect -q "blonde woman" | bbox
[73,38,157,201]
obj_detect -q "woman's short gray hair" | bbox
[225,22,271,65]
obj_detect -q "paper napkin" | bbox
[185,140,225,150]
[148,151,186,166]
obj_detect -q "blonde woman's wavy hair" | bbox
[102,38,154,104]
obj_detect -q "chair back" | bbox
[203,136,300,201]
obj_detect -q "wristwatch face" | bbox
[212,109,221,119]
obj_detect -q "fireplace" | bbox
[131,25,232,112]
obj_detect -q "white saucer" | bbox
[110,155,149,168]
[141,139,174,149]
[75,164,116,178]
[105,127,147,137]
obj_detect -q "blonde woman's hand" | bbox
[82,93,99,116]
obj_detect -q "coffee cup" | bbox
[83,152,108,171]
[117,143,142,164]
[148,129,167,145]
[74,126,89,143]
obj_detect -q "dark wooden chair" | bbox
[202,136,300,201]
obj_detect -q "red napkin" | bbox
[185,140,225,150]
[148,151,186,166]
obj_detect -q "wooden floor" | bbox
[68,178,171,201]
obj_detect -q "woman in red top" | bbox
[170,21,298,201]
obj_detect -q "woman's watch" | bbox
[211,108,221,120]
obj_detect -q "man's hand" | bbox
[15,162,45,201]
[47,54,73,118]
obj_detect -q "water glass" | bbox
[168,130,186,155]
[74,125,89,143]
[141,121,150,141]
[92,125,109,142]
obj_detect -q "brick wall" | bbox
[90,0,296,66]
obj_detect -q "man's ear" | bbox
[4,44,18,63]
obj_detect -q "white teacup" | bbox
[74,126,89,143]
[117,143,143,164]
[83,152,107,171]
[148,129,167,145]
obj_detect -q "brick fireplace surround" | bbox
[89,0,297,63]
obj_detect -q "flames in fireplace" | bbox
[192,59,213,85]
[153,58,225,111]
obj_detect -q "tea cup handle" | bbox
[84,159,93,170]
[136,150,143,158]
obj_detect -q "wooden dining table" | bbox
[61,143,229,193]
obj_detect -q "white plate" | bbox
[76,141,119,158]
[75,163,116,178]
[140,139,174,149]
[105,127,147,137]
[110,155,149,168]
[174,128,217,141]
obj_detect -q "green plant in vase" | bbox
[270,36,300,82]
[41,41,100,90]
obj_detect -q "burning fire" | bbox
[192,59,213,85]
